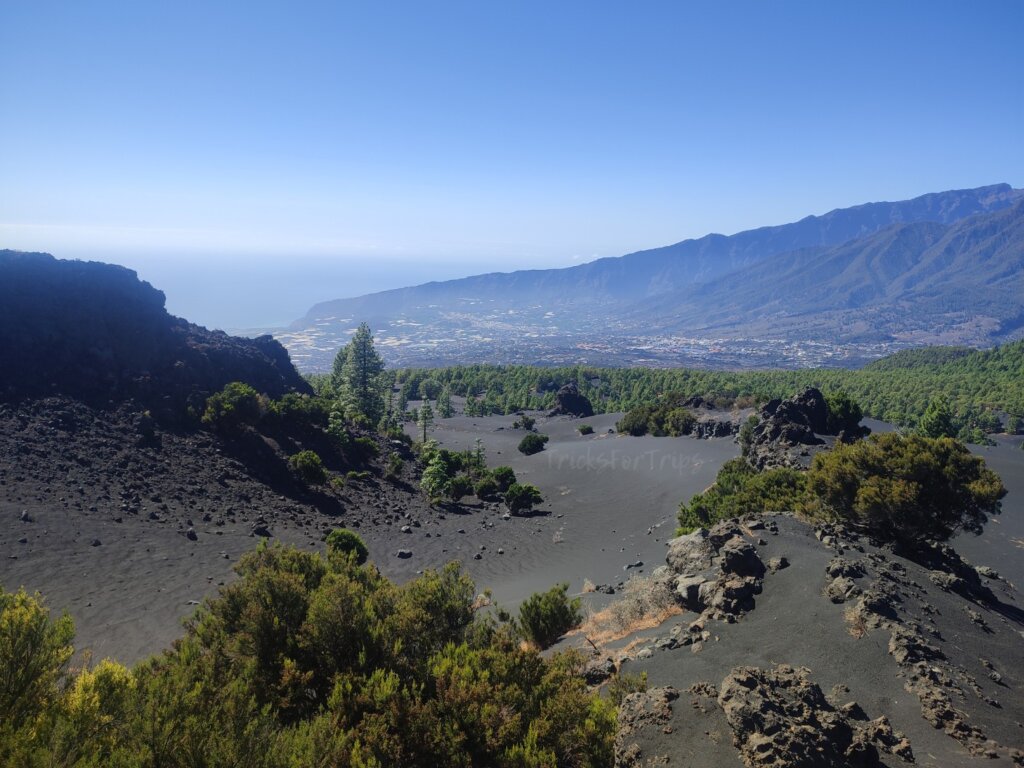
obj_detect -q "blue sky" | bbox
[1,1,1022,327]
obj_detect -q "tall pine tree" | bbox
[335,322,385,423]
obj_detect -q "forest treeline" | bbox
[349,341,1024,436]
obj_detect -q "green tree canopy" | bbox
[918,397,956,439]
[335,322,386,423]
[806,433,1006,544]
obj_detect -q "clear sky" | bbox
[2,1,1022,328]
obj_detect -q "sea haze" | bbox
[63,252,506,331]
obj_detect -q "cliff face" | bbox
[0,251,310,418]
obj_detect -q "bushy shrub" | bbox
[517,432,549,455]
[491,466,517,493]
[616,394,695,436]
[505,482,543,514]
[325,528,368,564]
[288,450,327,485]
[446,475,474,501]
[201,381,263,430]
[517,583,582,649]
[577,424,594,435]
[678,458,807,533]
[513,414,536,431]
[475,476,499,500]
[0,549,616,766]
[806,433,1006,544]
[265,393,330,428]
[608,671,648,705]
[385,452,404,479]
[0,588,74,731]
[350,435,379,462]
[824,391,865,435]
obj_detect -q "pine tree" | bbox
[437,385,454,418]
[919,398,956,439]
[419,401,434,443]
[337,323,385,423]
[330,345,349,395]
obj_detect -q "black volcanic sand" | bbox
[0,402,736,663]
[953,434,1024,591]
[404,411,739,608]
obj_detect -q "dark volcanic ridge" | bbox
[0,250,309,419]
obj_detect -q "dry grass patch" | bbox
[577,573,681,646]
[845,604,867,639]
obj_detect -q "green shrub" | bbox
[385,452,404,479]
[505,483,543,514]
[325,529,368,564]
[0,550,616,767]
[513,414,536,431]
[517,583,582,649]
[0,588,74,731]
[201,382,263,430]
[806,433,1006,544]
[350,435,379,462]
[678,458,807,533]
[475,476,499,499]
[517,432,549,455]
[608,671,648,705]
[491,466,517,493]
[616,394,695,436]
[288,450,326,485]
[446,475,474,502]
[824,391,864,435]
[345,470,371,482]
[577,424,594,435]
[265,393,330,428]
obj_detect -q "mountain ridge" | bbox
[281,184,1024,370]
[296,183,1023,325]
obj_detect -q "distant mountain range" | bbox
[280,184,1024,371]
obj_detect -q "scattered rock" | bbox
[824,576,862,604]
[396,549,412,559]
[614,687,679,767]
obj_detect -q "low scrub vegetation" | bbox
[0,548,616,766]
[201,381,264,429]
[324,528,368,564]
[617,393,696,436]
[505,482,543,514]
[805,433,1006,543]
[288,449,326,485]
[679,434,1006,546]
[517,432,549,455]
[678,458,807,534]
[517,583,583,649]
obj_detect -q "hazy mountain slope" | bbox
[280,184,1024,370]
[296,184,1023,325]
[642,201,1024,333]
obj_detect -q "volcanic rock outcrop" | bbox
[747,388,829,469]
[547,381,594,417]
